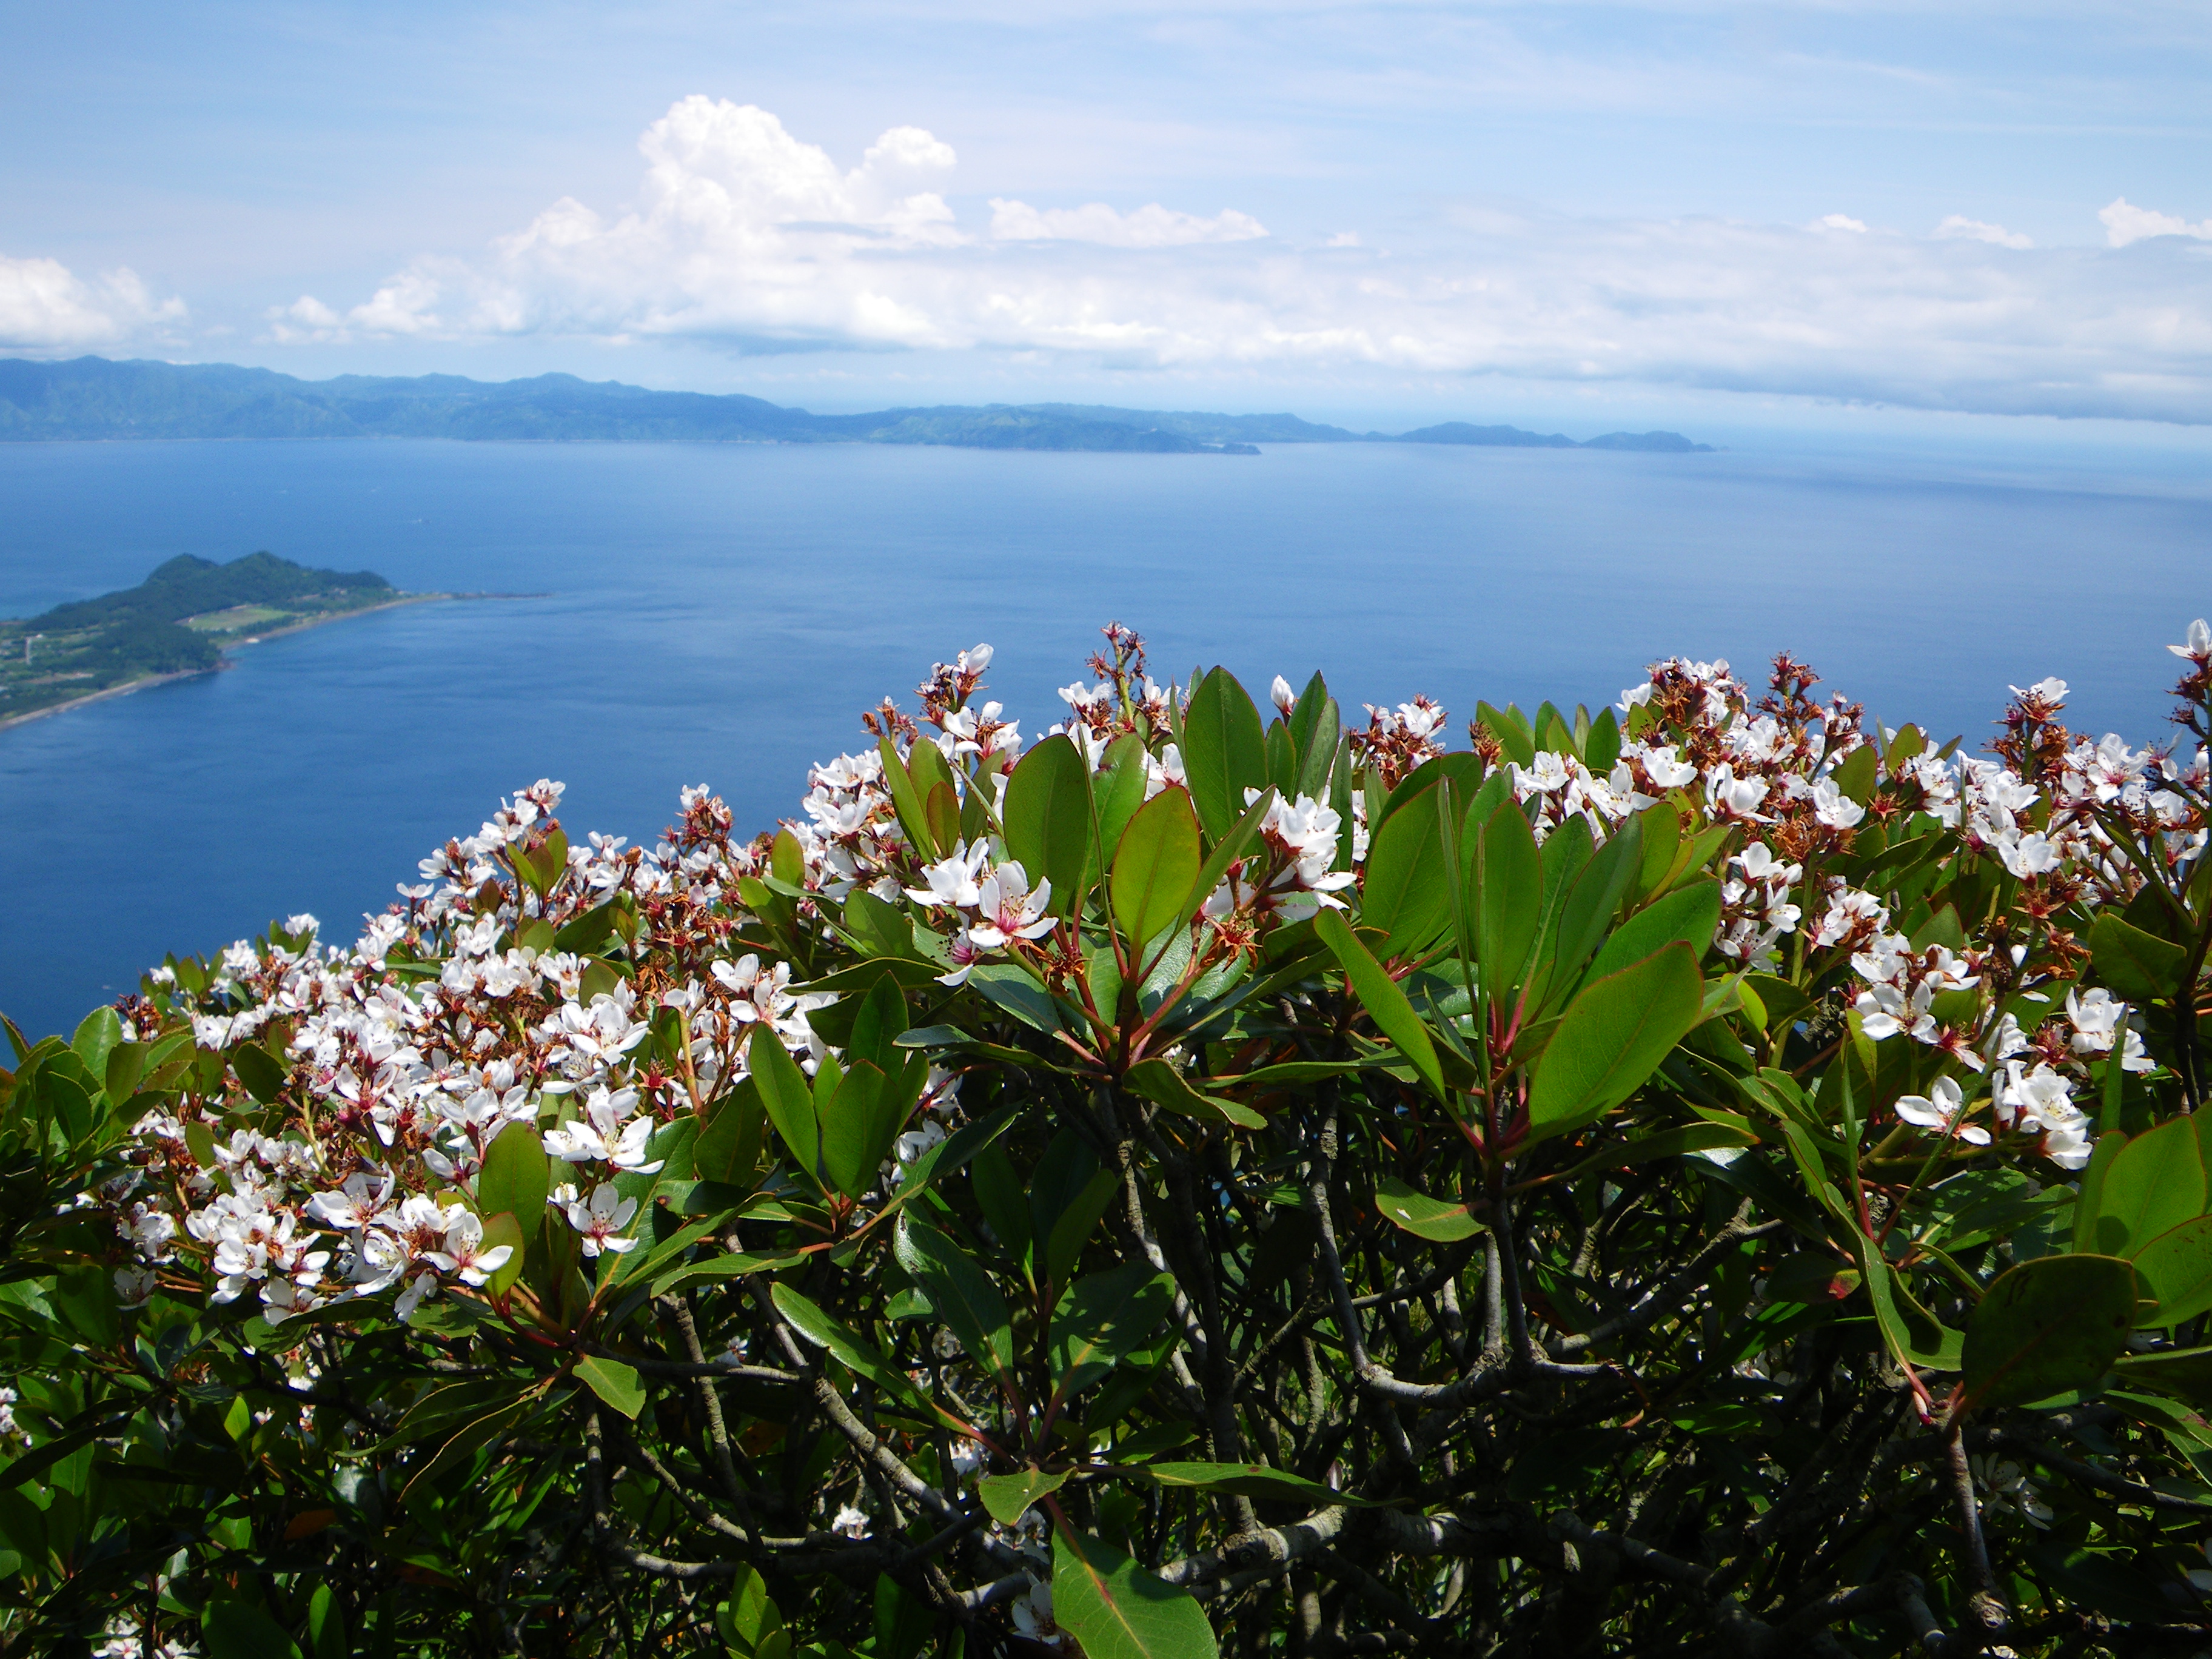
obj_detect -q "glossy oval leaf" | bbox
[1050,1261,1176,1399]
[575,1355,645,1420]
[1586,879,1720,985]
[1527,942,1703,1143]
[1472,801,1543,1003]
[770,1282,934,1415]
[2096,1117,2205,1258]
[1360,787,1451,960]
[979,1469,1070,1525]
[477,1121,549,1225]
[1313,910,1444,1099]
[748,1025,822,1192]
[895,1215,1016,1385]
[1052,1521,1220,1659]
[1181,669,1268,843]
[1111,788,1204,950]
[1004,733,1094,917]
[1139,1461,1369,1509]
[2131,1216,2212,1327]
[1373,1176,1484,1241]
[1962,1253,2137,1409]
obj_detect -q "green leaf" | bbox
[719,1566,785,1657]
[874,1572,936,1659]
[1313,910,1443,1098]
[230,1041,288,1105]
[1050,1261,1176,1398]
[651,1248,802,1298]
[1361,786,1452,960]
[1472,799,1543,1002]
[1051,1520,1220,1659]
[1373,1176,1484,1241]
[2096,1118,2205,1257]
[895,1216,1016,1384]
[842,888,914,959]
[1137,1461,1364,1508]
[1004,733,1096,917]
[1125,1059,1267,1130]
[1030,1130,1118,1287]
[979,1469,1070,1524]
[1963,1254,2137,1409]
[1536,816,1644,1010]
[2090,914,2188,1004]
[1181,669,1269,843]
[2112,1344,2212,1406]
[480,1211,527,1298]
[1584,707,1621,773]
[2073,1130,2128,1255]
[877,737,942,859]
[695,1081,765,1187]
[749,1025,822,1190]
[477,1121,549,1226]
[2131,1216,2212,1327]
[1475,700,1535,768]
[1527,942,1703,1142]
[819,1059,891,1200]
[1586,879,1720,985]
[70,1006,122,1080]
[203,1599,303,1659]
[575,1355,645,1419]
[770,1284,935,1415]
[1111,788,1204,951]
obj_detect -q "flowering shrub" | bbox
[5,619,2212,1658]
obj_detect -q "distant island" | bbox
[0,357,1714,455]
[0,552,435,728]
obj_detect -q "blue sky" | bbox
[2,1,2209,427]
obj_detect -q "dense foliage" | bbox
[7,621,2212,1659]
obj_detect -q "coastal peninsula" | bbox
[0,551,438,729]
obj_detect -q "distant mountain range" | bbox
[0,356,1714,455]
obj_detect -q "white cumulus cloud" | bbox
[2100,197,2212,247]
[1934,215,2033,249]
[298,99,2212,422]
[0,253,184,350]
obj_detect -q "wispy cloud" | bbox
[265,99,2212,421]
[0,253,184,351]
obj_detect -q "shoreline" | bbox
[0,591,541,734]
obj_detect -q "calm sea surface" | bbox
[2,434,2208,1038]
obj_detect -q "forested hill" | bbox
[1,552,400,724]
[0,356,1712,454]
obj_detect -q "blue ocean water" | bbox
[2,434,2208,1039]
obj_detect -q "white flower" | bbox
[1892,1077,1990,1146]
[904,841,990,910]
[831,1502,870,1539]
[967,862,1056,950]
[1641,745,1698,790]
[2171,618,2212,666]
[1270,675,1297,716]
[1811,777,1866,830]
[565,1183,640,1256]
[423,1210,515,1287]
[1995,828,2060,879]
[1011,1577,1057,1643]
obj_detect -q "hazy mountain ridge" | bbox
[0,357,1708,454]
